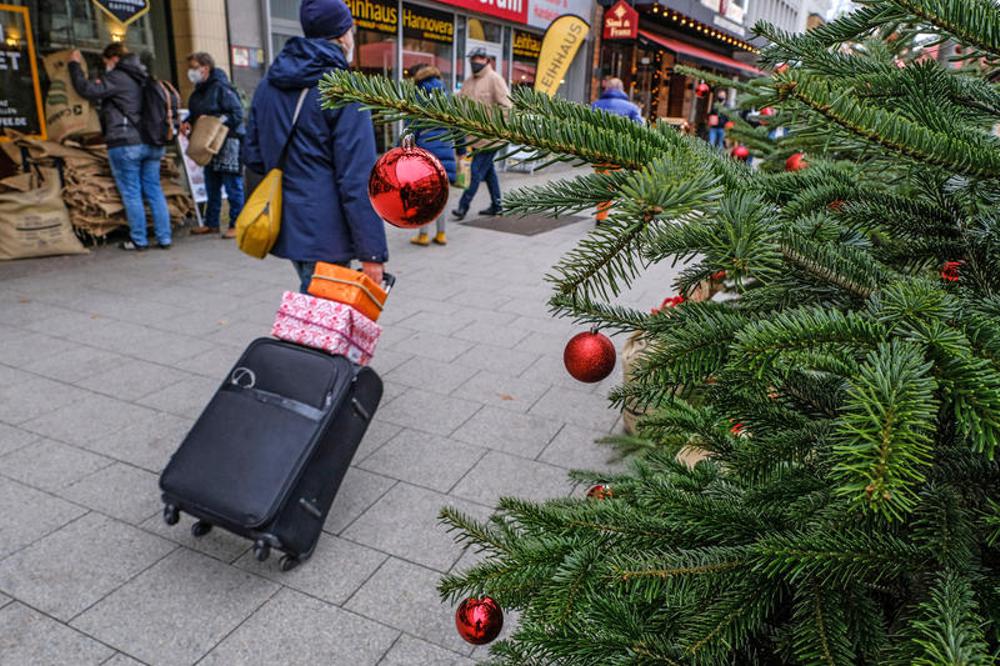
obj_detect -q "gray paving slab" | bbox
[0,439,115,491]
[235,534,387,605]
[71,549,279,666]
[136,374,219,418]
[76,359,192,402]
[346,557,474,655]
[0,592,9,609]
[0,376,90,425]
[539,423,627,472]
[0,477,87,559]
[19,394,161,448]
[450,369,550,414]
[59,463,162,525]
[19,346,129,385]
[385,356,480,395]
[378,389,482,438]
[0,423,38,457]
[0,298,66,327]
[173,344,244,378]
[529,384,621,431]
[324,468,398,535]
[450,451,573,505]
[396,311,475,336]
[70,410,193,472]
[354,418,404,462]
[452,321,532,350]
[378,635,476,665]
[357,429,485,493]
[386,330,475,363]
[0,331,76,369]
[342,482,489,572]
[451,406,563,459]
[453,343,541,377]
[366,347,412,375]
[201,588,399,666]
[102,654,145,666]
[139,512,250,563]
[0,602,114,666]
[0,512,176,621]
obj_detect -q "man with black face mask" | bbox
[452,48,511,220]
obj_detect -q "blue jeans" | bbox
[458,150,501,212]
[292,261,316,294]
[204,167,245,229]
[708,128,725,148]
[107,144,171,246]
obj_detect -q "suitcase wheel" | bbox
[279,555,300,572]
[191,521,213,538]
[253,540,271,562]
[163,504,180,526]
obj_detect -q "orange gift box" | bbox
[307,262,388,322]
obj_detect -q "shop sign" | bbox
[602,0,637,40]
[345,0,398,35]
[512,30,542,59]
[90,0,149,26]
[434,0,528,27]
[403,4,454,43]
[534,13,588,97]
[0,5,46,140]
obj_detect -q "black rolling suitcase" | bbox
[159,337,383,571]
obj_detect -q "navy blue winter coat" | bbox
[244,38,388,264]
[410,69,456,183]
[591,89,643,124]
[187,68,244,137]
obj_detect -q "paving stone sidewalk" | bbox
[0,165,680,665]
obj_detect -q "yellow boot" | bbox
[433,232,447,245]
[410,232,431,246]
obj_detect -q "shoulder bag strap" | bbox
[277,88,310,170]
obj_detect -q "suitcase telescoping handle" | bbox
[382,272,396,297]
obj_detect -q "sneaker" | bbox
[451,208,468,220]
[433,232,447,245]
[478,205,502,216]
[157,243,172,250]
[410,232,431,246]
[119,240,147,251]
[190,226,214,235]
[222,228,237,239]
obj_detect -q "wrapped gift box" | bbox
[272,291,381,365]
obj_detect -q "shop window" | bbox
[346,0,399,151]
[457,16,503,85]
[511,29,540,88]
[402,3,453,83]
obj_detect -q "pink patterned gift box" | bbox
[271,291,382,365]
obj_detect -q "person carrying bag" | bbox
[236,88,309,259]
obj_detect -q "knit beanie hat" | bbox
[300,0,354,39]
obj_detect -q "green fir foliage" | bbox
[320,0,1000,661]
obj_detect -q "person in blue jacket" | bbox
[591,77,643,124]
[406,63,456,247]
[244,0,388,293]
[184,52,245,238]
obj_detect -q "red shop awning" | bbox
[638,30,763,77]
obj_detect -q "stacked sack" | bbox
[1,133,194,241]
[0,167,88,260]
[271,263,390,366]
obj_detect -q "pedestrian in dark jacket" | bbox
[184,52,245,238]
[407,63,455,247]
[708,90,729,149]
[244,0,388,293]
[591,78,643,124]
[68,44,172,251]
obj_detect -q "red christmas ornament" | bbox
[564,330,616,383]
[710,270,727,281]
[695,82,711,98]
[455,597,503,645]
[828,199,845,212]
[724,120,735,130]
[761,107,776,117]
[941,260,963,282]
[775,63,789,74]
[731,145,750,160]
[587,484,613,500]
[368,135,449,229]
[651,294,685,314]
[785,152,808,171]
[730,422,746,437]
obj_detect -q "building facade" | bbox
[745,0,829,35]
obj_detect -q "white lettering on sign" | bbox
[0,50,22,71]
[479,0,522,12]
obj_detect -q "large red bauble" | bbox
[724,120,735,130]
[695,82,711,98]
[564,331,616,383]
[731,145,750,160]
[785,152,808,171]
[368,142,449,229]
[455,597,504,645]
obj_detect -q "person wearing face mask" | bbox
[67,44,172,251]
[244,0,387,293]
[182,52,246,238]
[452,47,512,221]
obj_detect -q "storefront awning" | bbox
[638,30,762,77]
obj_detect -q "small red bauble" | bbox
[724,120,735,130]
[775,63,789,74]
[564,330,616,383]
[941,260,962,282]
[587,484,613,500]
[652,294,685,314]
[695,82,710,98]
[761,107,775,116]
[368,135,449,229]
[785,152,808,171]
[455,597,503,645]
[827,199,845,212]
[731,145,750,160]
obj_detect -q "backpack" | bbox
[138,78,181,146]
